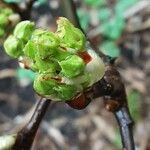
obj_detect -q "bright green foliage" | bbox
[127,90,141,121]
[84,0,106,7]
[23,40,36,59]
[4,18,105,101]
[14,21,35,42]
[54,84,77,100]
[59,55,85,78]
[53,48,71,61]
[33,31,60,59]
[33,73,57,96]
[100,41,120,58]
[56,17,86,51]
[34,56,58,73]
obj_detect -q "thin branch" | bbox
[60,0,83,32]
[13,98,51,150]
[115,107,135,150]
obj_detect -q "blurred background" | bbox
[0,0,150,149]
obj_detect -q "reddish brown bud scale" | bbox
[78,51,92,64]
[66,92,91,110]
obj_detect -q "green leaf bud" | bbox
[23,40,36,59]
[3,18,105,102]
[32,29,47,39]
[54,84,77,101]
[14,21,35,42]
[53,48,71,61]
[31,30,60,59]
[56,17,86,51]
[59,55,85,78]
[33,73,57,96]
[4,35,24,58]
[35,55,59,73]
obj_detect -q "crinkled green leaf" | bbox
[33,73,57,96]
[14,21,35,42]
[59,55,85,78]
[54,84,77,101]
[4,35,24,58]
[56,17,86,51]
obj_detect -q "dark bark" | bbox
[115,107,135,150]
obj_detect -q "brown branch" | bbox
[13,98,51,150]
[115,107,134,150]
[102,64,135,150]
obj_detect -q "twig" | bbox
[60,0,83,32]
[115,107,134,150]
[12,98,51,150]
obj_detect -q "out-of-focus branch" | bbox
[115,107,134,150]
[60,0,83,32]
[12,98,51,150]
